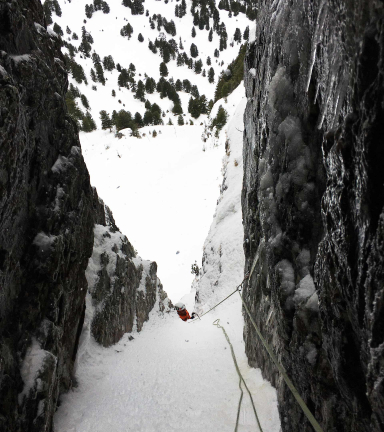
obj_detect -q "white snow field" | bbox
[54,86,281,431]
[54,299,280,432]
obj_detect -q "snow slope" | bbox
[54,302,280,432]
[54,0,252,127]
[80,124,223,302]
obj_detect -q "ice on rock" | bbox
[293,274,316,306]
[33,232,57,252]
[276,259,295,295]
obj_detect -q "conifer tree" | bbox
[103,55,115,71]
[112,89,116,97]
[175,79,182,91]
[81,94,90,109]
[208,28,213,42]
[134,112,144,127]
[90,68,97,82]
[178,115,184,125]
[138,33,144,42]
[206,56,211,65]
[194,59,203,74]
[208,67,215,83]
[234,28,242,43]
[135,80,146,102]
[191,27,196,38]
[159,62,169,77]
[100,110,113,130]
[190,43,199,58]
[82,111,97,132]
[243,26,249,40]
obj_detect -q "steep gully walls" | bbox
[0,1,171,431]
[242,0,384,431]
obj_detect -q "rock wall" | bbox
[86,211,172,346]
[0,1,170,431]
[242,1,383,431]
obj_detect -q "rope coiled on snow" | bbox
[213,319,263,432]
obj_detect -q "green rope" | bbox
[238,290,324,432]
[191,276,248,322]
[213,319,263,432]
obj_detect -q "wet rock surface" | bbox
[242,1,384,431]
[0,1,170,430]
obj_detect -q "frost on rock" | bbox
[18,337,58,428]
[293,274,315,306]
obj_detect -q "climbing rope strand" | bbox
[192,276,248,322]
[238,291,324,432]
[213,319,264,432]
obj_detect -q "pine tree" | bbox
[172,102,183,115]
[175,79,182,91]
[208,67,215,83]
[90,68,97,82]
[53,22,63,36]
[167,117,173,125]
[100,110,113,130]
[243,26,249,40]
[159,62,168,77]
[138,33,144,42]
[206,56,211,65]
[208,28,213,42]
[80,94,90,109]
[191,27,196,38]
[134,112,144,127]
[103,55,115,71]
[190,43,199,58]
[179,37,184,50]
[102,1,110,13]
[82,111,97,132]
[214,48,219,58]
[234,28,242,43]
[134,80,146,102]
[178,115,184,125]
[112,89,116,97]
[145,77,156,93]
[120,23,133,39]
[194,59,203,74]
[66,26,71,34]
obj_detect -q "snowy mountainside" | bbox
[50,0,253,129]
[191,83,247,313]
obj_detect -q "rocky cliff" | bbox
[0,1,170,431]
[242,1,384,431]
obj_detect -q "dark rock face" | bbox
[0,1,97,430]
[87,217,172,346]
[242,1,384,431]
[0,1,170,431]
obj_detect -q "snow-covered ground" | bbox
[54,300,280,432]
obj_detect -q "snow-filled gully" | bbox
[54,86,281,432]
[54,297,280,432]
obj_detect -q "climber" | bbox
[174,302,196,321]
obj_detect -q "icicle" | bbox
[305,0,327,93]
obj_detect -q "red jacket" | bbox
[177,309,191,321]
